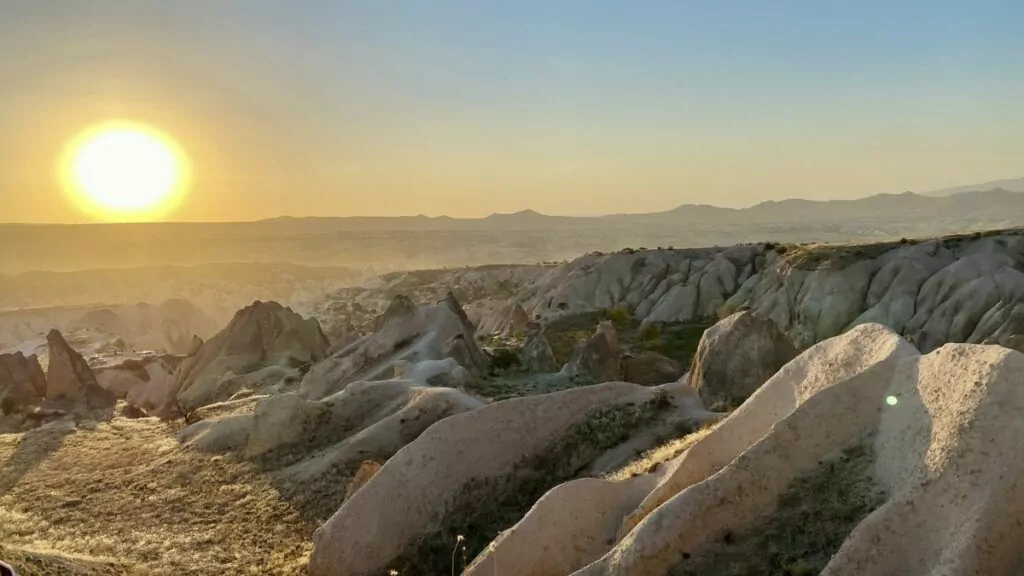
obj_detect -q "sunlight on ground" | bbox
[0,418,313,575]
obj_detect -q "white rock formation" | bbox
[462,324,913,576]
[300,294,484,399]
[307,381,668,576]
[164,301,329,413]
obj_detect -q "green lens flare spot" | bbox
[885,395,898,406]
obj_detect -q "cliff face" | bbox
[468,230,1024,354]
[724,233,1024,351]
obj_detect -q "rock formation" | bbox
[94,355,179,409]
[45,329,115,409]
[521,328,558,372]
[179,378,483,522]
[165,301,329,412]
[307,381,676,576]
[472,247,763,329]
[687,310,797,410]
[0,352,46,412]
[622,351,683,386]
[462,324,916,575]
[300,294,484,399]
[186,334,204,356]
[562,320,622,382]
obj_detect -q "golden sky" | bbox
[1,1,1022,223]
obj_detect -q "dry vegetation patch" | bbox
[606,420,721,481]
[0,418,315,575]
[671,443,885,576]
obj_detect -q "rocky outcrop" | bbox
[165,301,329,413]
[565,332,1024,576]
[461,324,915,576]
[45,329,115,409]
[440,334,483,375]
[521,328,558,373]
[466,248,763,329]
[687,311,797,410]
[441,293,489,371]
[563,321,622,382]
[300,294,484,399]
[464,475,659,576]
[95,355,179,408]
[311,265,549,339]
[622,352,683,386]
[476,302,531,336]
[439,232,1024,362]
[186,335,204,356]
[180,379,483,523]
[307,381,670,576]
[723,234,1024,351]
[0,352,46,412]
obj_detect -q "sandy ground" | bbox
[0,417,315,575]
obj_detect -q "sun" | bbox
[59,120,191,221]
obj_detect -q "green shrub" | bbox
[488,348,521,372]
[605,305,632,326]
[638,323,661,343]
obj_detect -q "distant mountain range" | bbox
[3,177,1021,275]
[260,179,1024,231]
[923,177,1024,197]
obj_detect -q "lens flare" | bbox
[886,395,898,406]
[58,120,191,222]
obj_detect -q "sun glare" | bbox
[59,120,190,221]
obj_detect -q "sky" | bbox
[1,1,1022,223]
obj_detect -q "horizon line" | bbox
[1,183,1020,226]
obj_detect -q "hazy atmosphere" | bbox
[5,3,1024,576]
[2,0,1022,222]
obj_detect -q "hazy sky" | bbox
[1,1,1022,222]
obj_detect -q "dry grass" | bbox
[0,417,316,575]
[671,443,885,576]
[0,544,126,576]
[606,420,720,481]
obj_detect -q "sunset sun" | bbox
[59,120,190,221]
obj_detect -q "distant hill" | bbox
[254,187,1024,230]
[4,178,1024,275]
[923,177,1024,197]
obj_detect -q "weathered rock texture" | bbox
[563,321,623,382]
[45,329,115,409]
[622,352,684,386]
[95,355,179,409]
[300,294,485,399]
[457,324,1024,576]
[456,232,1024,358]
[687,310,797,409]
[165,301,329,412]
[0,352,46,411]
[521,328,558,373]
[307,382,669,576]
